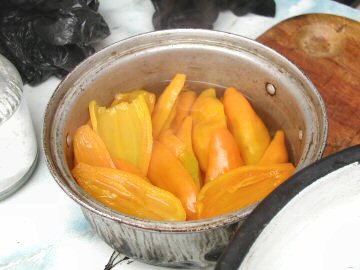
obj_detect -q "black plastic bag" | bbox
[152,0,276,30]
[0,0,110,85]
[152,0,219,30]
[222,0,276,17]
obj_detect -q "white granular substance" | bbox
[239,162,360,270]
[0,99,37,194]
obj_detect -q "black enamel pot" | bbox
[216,144,360,270]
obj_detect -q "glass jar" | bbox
[0,54,38,200]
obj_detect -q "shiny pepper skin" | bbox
[197,163,295,219]
[205,127,244,184]
[73,125,115,169]
[147,140,199,220]
[152,74,186,138]
[72,163,186,221]
[171,90,197,132]
[224,87,271,165]
[191,88,227,171]
[158,129,201,189]
[258,130,289,165]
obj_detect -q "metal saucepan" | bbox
[43,29,328,268]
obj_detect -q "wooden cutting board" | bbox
[256,14,360,156]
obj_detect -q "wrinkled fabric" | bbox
[0,0,110,85]
[152,0,276,30]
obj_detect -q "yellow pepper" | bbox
[223,87,271,165]
[89,93,152,176]
[147,141,199,220]
[258,130,289,165]
[198,163,295,219]
[111,89,156,113]
[72,163,186,221]
[158,129,201,189]
[191,88,227,171]
[152,74,186,138]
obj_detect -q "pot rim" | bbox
[215,145,360,269]
[43,29,328,232]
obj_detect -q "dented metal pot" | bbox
[43,29,327,268]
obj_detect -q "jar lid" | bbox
[0,54,23,125]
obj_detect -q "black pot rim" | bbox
[215,144,360,270]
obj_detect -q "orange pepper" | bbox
[191,88,227,171]
[152,74,186,138]
[258,130,289,165]
[160,99,178,134]
[147,141,199,220]
[158,129,201,189]
[191,88,225,124]
[73,125,115,168]
[72,163,186,221]
[197,163,295,219]
[171,90,197,132]
[205,127,244,184]
[223,87,271,165]
[176,115,193,151]
[111,156,146,178]
[175,116,203,187]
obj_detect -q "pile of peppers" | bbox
[71,74,295,221]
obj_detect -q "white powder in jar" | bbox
[0,98,38,196]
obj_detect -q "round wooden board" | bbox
[256,13,360,156]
